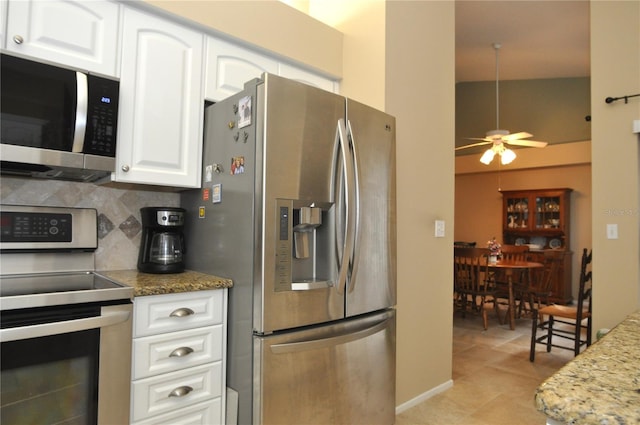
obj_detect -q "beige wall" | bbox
[386,1,455,406]
[590,1,640,330]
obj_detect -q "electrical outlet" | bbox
[435,220,445,238]
[606,223,618,239]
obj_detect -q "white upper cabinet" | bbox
[205,37,278,102]
[278,63,337,93]
[3,0,119,76]
[115,6,204,188]
[205,36,337,102]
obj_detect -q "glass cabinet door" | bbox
[506,196,529,229]
[535,195,561,229]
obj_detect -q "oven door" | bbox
[0,301,132,425]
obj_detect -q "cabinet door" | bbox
[131,363,222,422]
[534,194,563,231]
[279,62,337,93]
[132,325,223,380]
[504,194,530,230]
[132,399,221,425]
[117,7,203,188]
[133,290,224,338]
[4,0,119,76]
[204,36,278,102]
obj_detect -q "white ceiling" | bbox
[456,0,590,82]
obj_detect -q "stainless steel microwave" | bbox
[1,54,119,182]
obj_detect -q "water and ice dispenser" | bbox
[275,200,334,291]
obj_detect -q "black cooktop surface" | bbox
[0,272,132,310]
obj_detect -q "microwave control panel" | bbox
[85,75,119,157]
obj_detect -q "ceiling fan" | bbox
[456,43,548,165]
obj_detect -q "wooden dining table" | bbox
[489,259,544,330]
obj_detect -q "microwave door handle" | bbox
[72,71,88,153]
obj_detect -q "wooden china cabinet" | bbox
[501,188,573,304]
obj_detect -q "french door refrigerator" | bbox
[181,74,396,425]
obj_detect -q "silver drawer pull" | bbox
[169,346,194,358]
[168,385,193,398]
[169,307,194,318]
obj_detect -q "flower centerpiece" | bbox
[487,237,501,263]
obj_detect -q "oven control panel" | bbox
[0,205,97,250]
[1,211,72,242]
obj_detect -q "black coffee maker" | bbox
[137,207,186,273]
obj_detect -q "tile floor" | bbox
[395,311,575,425]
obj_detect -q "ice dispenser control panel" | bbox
[275,201,292,291]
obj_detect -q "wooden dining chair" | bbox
[493,244,530,318]
[453,247,502,330]
[521,249,565,319]
[530,248,593,361]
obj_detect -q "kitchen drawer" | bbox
[131,398,221,425]
[131,362,222,422]
[134,290,223,337]
[133,325,223,380]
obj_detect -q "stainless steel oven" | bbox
[0,205,133,425]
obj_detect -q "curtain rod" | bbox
[605,93,640,104]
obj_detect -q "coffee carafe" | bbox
[137,207,186,273]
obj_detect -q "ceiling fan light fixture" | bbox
[457,42,548,163]
[501,148,516,165]
[486,129,509,139]
[480,148,496,165]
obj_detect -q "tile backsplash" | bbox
[0,176,180,270]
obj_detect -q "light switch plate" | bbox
[435,220,445,237]
[606,223,618,239]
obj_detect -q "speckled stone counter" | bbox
[535,310,640,424]
[98,269,233,297]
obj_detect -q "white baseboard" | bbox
[395,379,454,414]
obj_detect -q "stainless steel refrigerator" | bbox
[181,74,396,425]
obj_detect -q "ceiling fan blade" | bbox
[465,137,492,142]
[505,139,548,148]
[455,141,492,151]
[503,132,533,141]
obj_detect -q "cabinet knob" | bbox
[169,307,194,317]
[121,164,130,172]
[168,386,193,398]
[12,35,24,44]
[169,346,194,358]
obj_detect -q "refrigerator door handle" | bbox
[345,119,361,292]
[269,318,389,354]
[335,119,355,296]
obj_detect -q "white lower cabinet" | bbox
[131,289,227,425]
[132,400,221,425]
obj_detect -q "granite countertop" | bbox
[98,269,233,297]
[534,310,640,424]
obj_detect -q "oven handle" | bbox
[0,308,131,343]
